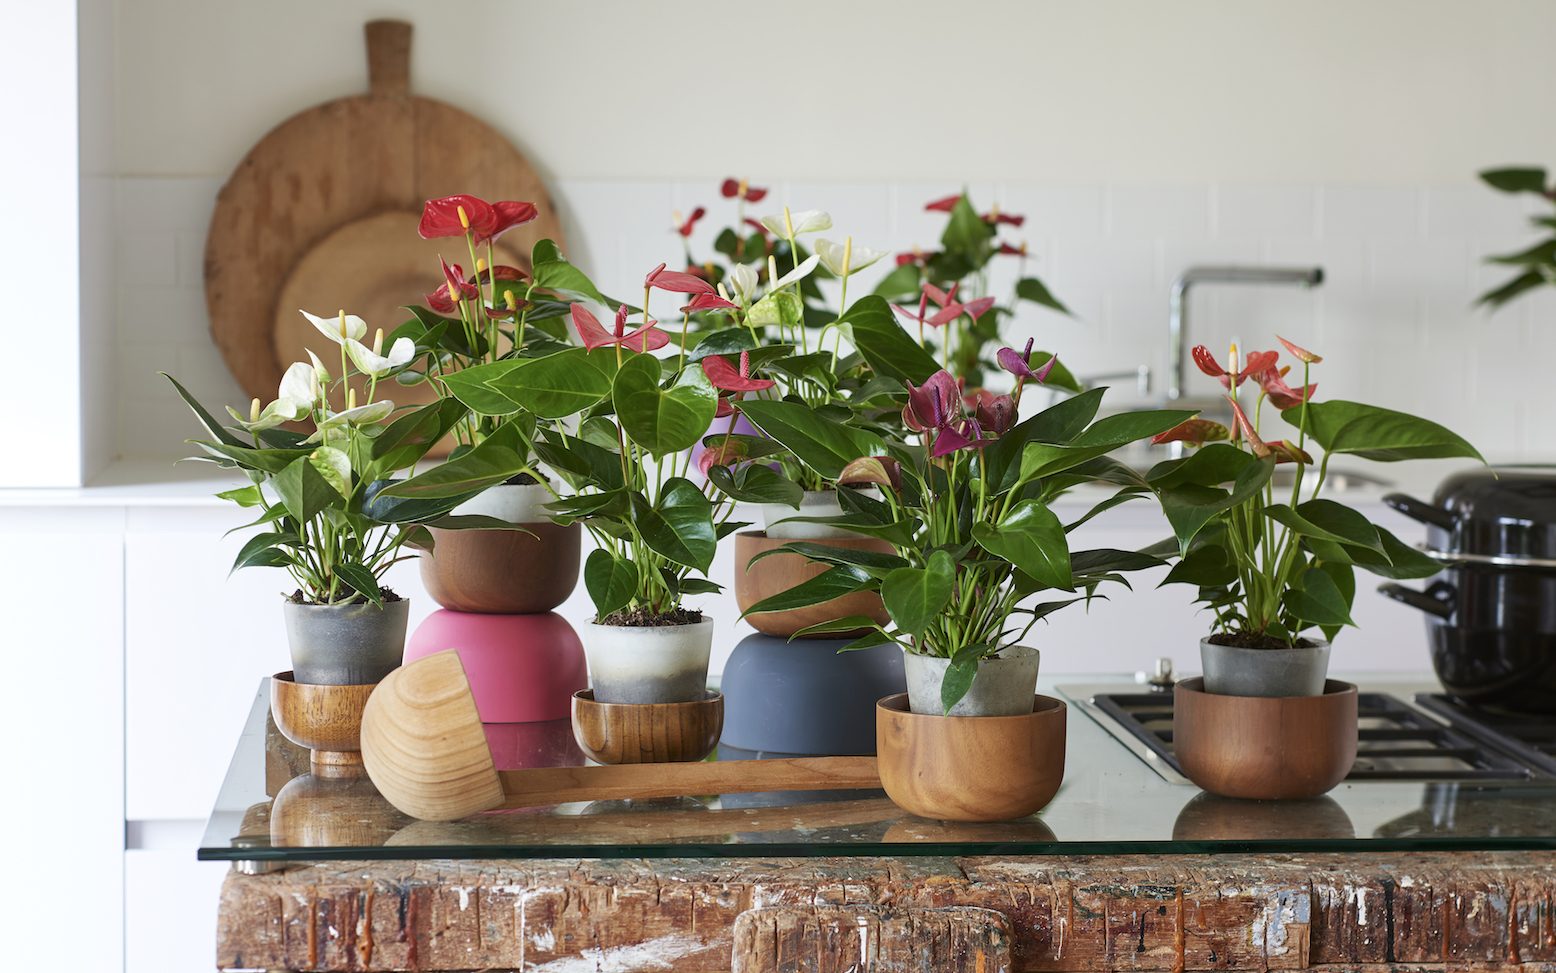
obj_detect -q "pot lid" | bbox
[1419,466,1556,561]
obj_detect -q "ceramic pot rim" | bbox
[877,691,1063,723]
[1197,635,1331,653]
[573,688,722,708]
[272,669,380,689]
[1176,675,1357,700]
[282,598,410,614]
[585,617,716,633]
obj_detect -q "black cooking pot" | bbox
[1380,466,1556,714]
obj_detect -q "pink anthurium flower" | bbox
[645,261,716,295]
[961,296,996,321]
[893,290,932,329]
[1256,364,1317,410]
[682,292,740,314]
[418,194,496,239]
[1227,396,1273,459]
[675,207,706,238]
[1193,344,1277,391]
[1268,440,1315,465]
[996,337,1057,383]
[571,304,670,353]
[1151,418,1231,446]
[702,351,774,393]
[1277,335,1323,364]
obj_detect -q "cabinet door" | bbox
[125,850,226,973]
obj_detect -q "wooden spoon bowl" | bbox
[570,690,723,765]
[269,672,376,778]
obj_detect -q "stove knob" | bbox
[1134,657,1175,691]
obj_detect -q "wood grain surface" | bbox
[268,671,375,778]
[217,852,1556,971]
[570,688,724,764]
[876,692,1066,822]
[735,531,894,638]
[204,19,564,409]
[419,520,580,613]
[1174,677,1358,800]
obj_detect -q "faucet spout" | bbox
[1167,265,1324,402]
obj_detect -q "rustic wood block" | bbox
[732,905,1012,973]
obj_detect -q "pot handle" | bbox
[1383,492,1454,530]
[1377,581,1454,619]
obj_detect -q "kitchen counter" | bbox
[207,678,1556,971]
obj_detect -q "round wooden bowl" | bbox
[1171,792,1355,841]
[269,773,410,847]
[875,692,1066,822]
[269,672,377,778]
[1173,677,1358,800]
[734,531,893,638]
[571,690,723,765]
[419,521,581,613]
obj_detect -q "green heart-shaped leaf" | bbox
[880,550,955,637]
[632,477,717,572]
[613,355,718,455]
[584,549,637,618]
[973,500,1073,592]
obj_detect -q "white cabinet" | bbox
[125,850,226,973]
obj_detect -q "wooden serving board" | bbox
[204,19,563,407]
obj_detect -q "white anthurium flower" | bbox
[306,348,332,386]
[300,309,368,346]
[309,399,395,442]
[225,361,317,431]
[759,208,832,238]
[278,360,319,407]
[815,238,888,278]
[769,253,821,291]
[728,263,759,304]
[345,333,415,378]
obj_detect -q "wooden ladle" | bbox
[360,652,882,821]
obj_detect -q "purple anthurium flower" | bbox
[996,337,1058,383]
[902,370,960,433]
[931,417,996,457]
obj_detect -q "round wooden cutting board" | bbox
[204,19,564,406]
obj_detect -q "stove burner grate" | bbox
[1415,694,1556,777]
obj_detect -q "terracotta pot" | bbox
[735,531,893,638]
[269,672,376,778]
[404,611,588,723]
[418,483,580,613]
[571,689,723,764]
[875,692,1066,822]
[1173,676,1358,800]
[760,489,881,540]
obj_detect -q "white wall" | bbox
[109,0,1556,465]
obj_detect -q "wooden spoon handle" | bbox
[494,756,880,809]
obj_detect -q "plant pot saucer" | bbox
[269,671,376,779]
[571,689,724,765]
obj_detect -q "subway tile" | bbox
[1424,185,1544,239]
[997,185,1105,241]
[1106,185,1211,239]
[1319,186,1423,239]
[1215,185,1318,239]
[115,232,178,287]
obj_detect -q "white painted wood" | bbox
[125,851,226,973]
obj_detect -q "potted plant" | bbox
[390,194,592,614]
[167,311,534,685]
[1147,338,1483,798]
[739,337,1193,818]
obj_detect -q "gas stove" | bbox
[1062,680,1554,785]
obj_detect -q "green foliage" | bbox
[1477,166,1556,309]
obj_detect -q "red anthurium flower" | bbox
[982,209,1025,227]
[482,200,539,243]
[1268,440,1315,465]
[925,194,962,212]
[892,290,931,328]
[903,370,961,433]
[997,241,1028,256]
[932,417,995,457]
[743,217,771,239]
[973,392,1017,435]
[720,178,768,202]
[702,351,775,393]
[1277,335,1323,364]
[1256,364,1317,410]
[927,302,966,327]
[838,456,903,493]
[1151,418,1231,446]
[570,303,670,353]
[996,338,1057,383]
[1227,397,1273,459]
[1192,345,1227,382]
[682,292,739,314]
[645,262,716,295]
[478,264,530,284]
[427,258,479,312]
[419,194,497,240]
[895,251,922,267]
[675,206,706,238]
[1192,344,1277,390]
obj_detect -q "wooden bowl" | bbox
[419,521,580,613]
[269,672,376,778]
[734,531,893,638]
[1173,677,1358,800]
[269,773,410,847]
[571,690,723,765]
[875,692,1066,822]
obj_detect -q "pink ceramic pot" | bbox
[404,611,587,723]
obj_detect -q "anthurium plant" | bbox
[732,332,1195,711]
[874,191,1074,388]
[1476,166,1556,309]
[166,310,532,606]
[1146,338,1482,648]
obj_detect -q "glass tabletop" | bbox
[199,678,1556,863]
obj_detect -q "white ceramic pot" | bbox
[582,618,715,704]
[449,481,551,522]
[1200,637,1331,697]
[761,489,879,540]
[903,645,1041,716]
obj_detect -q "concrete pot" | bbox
[581,617,714,704]
[419,483,580,613]
[1200,637,1331,697]
[284,598,408,685]
[761,490,878,540]
[720,633,906,755]
[404,611,588,723]
[904,645,1040,716]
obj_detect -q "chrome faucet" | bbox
[1167,265,1324,402]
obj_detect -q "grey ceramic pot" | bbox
[284,598,409,686]
[1200,637,1331,697]
[720,634,906,756]
[903,645,1040,716]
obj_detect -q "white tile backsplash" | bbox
[112,176,1551,463]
